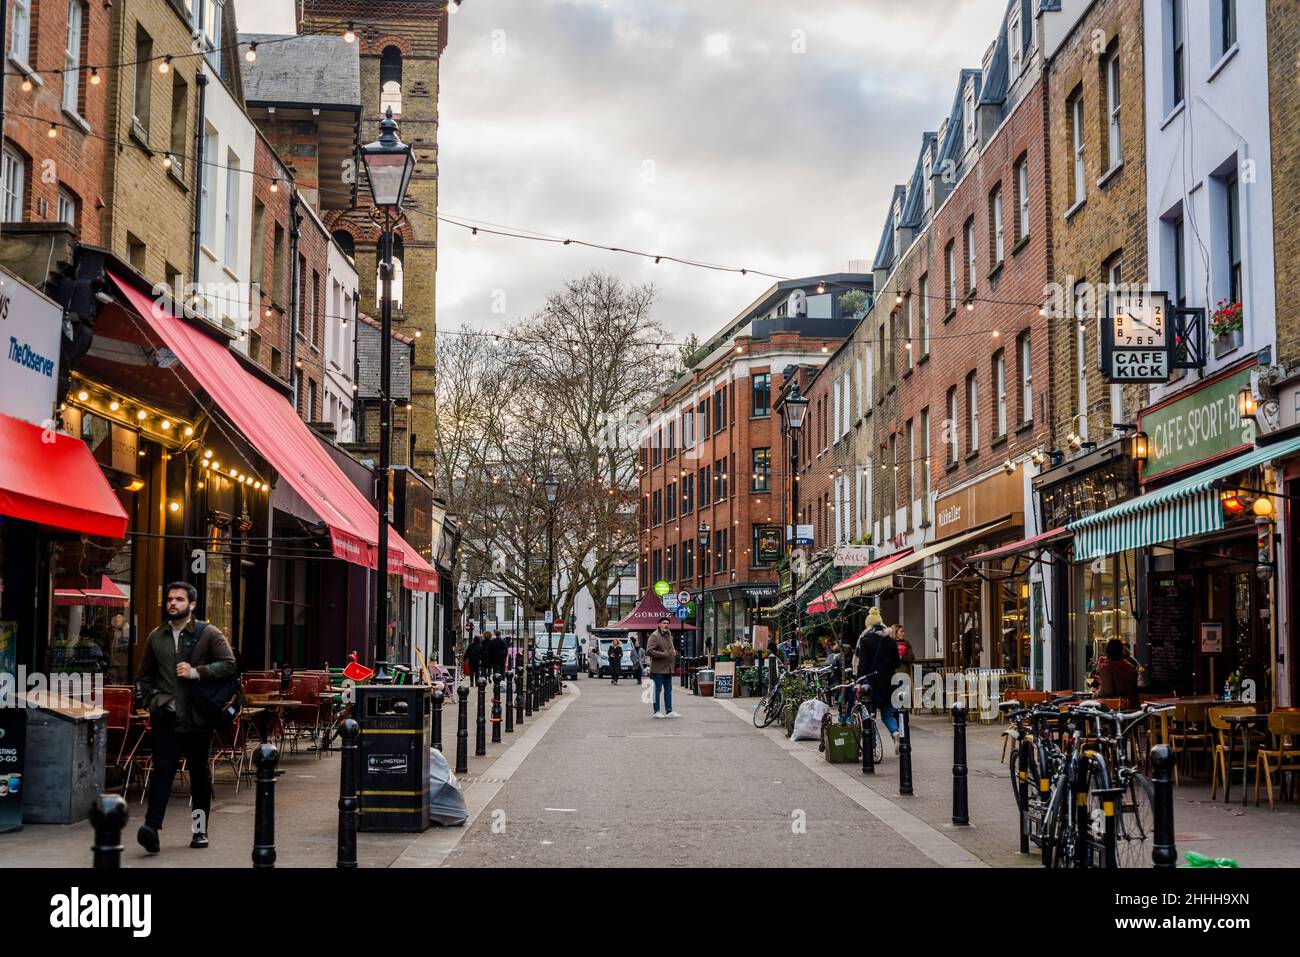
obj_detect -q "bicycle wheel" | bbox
[753,688,782,728]
[1040,779,1072,868]
[1114,772,1156,869]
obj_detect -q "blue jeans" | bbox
[878,703,899,736]
[652,673,673,714]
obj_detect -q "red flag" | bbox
[343,652,374,683]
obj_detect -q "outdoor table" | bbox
[1222,711,1268,805]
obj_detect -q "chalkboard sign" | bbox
[1147,576,1195,695]
[714,660,735,698]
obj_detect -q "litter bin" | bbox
[20,693,105,824]
[356,684,432,833]
[696,669,715,698]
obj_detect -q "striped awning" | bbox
[1069,435,1300,561]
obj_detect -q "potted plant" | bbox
[1210,299,1243,341]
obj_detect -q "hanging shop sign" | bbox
[787,524,814,547]
[834,544,875,567]
[1100,290,1170,383]
[754,525,783,564]
[1139,364,1255,482]
[0,268,62,427]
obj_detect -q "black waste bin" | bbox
[356,685,432,833]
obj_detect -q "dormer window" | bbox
[963,82,976,150]
[923,151,933,211]
[1009,11,1022,77]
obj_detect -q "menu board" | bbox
[1147,576,1195,694]
[714,660,735,698]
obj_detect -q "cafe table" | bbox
[1221,711,1268,806]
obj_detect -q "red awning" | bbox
[829,548,914,596]
[0,411,129,538]
[54,576,129,607]
[967,527,1067,564]
[610,590,698,631]
[806,591,838,615]
[109,273,437,592]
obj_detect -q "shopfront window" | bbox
[1071,550,1138,689]
[992,562,1031,674]
[48,538,133,684]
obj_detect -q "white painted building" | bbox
[322,227,358,442]
[1143,0,1275,395]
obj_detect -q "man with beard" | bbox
[136,582,236,853]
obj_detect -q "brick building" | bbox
[298,0,448,482]
[2,0,112,243]
[638,275,870,657]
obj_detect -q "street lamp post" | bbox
[778,382,809,661]
[544,473,559,638]
[360,107,415,684]
[697,522,710,663]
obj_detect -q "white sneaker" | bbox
[666,711,682,718]
[652,711,664,719]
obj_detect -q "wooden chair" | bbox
[1209,706,1259,800]
[1255,712,1300,810]
[101,686,134,770]
[1168,701,1210,784]
[284,672,326,754]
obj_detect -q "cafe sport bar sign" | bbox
[1139,365,1255,481]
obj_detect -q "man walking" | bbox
[136,582,236,853]
[466,634,484,683]
[647,616,680,718]
[487,630,508,679]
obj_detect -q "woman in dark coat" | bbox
[608,638,624,684]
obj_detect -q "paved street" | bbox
[4,675,1300,868]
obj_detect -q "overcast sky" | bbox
[235,0,1009,345]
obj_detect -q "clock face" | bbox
[1112,292,1167,347]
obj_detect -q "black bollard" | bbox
[1017,734,1031,854]
[505,670,515,733]
[89,794,128,869]
[455,684,470,774]
[475,677,488,756]
[516,665,525,725]
[898,709,913,796]
[1151,744,1177,869]
[861,703,876,775]
[337,718,359,869]
[491,673,503,744]
[524,664,534,717]
[432,685,444,753]
[951,702,970,826]
[252,743,280,868]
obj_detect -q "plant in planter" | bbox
[1209,299,1243,339]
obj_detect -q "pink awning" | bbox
[54,575,128,607]
[967,527,1067,564]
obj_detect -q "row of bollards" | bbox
[90,657,572,871]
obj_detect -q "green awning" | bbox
[1069,435,1300,560]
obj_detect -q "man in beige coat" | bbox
[646,616,680,718]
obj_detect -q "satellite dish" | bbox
[787,289,807,317]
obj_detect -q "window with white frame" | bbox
[2,146,25,222]
[967,371,979,453]
[201,129,217,248]
[963,81,975,149]
[855,355,863,419]
[1016,157,1030,241]
[946,241,957,309]
[907,417,916,516]
[946,386,958,465]
[224,150,240,266]
[10,0,32,65]
[1168,0,1185,110]
[57,186,77,227]
[994,350,1006,437]
[919,275,930,355]
[1010,10,1022,77]
[1105,46,1122,170]
[965,218,977,293]
[1019,332,1032,424]
[201,0,224,74]
[991,185,1005,265]
[841,370,851,436]
[923,150,933,213]
[920,406,931,518]
[865,341,875,407]
[1070,90,1086,204]
[906,293,914,369]
[64,1,85,114]
[832,379,841,445]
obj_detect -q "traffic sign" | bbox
[653,580,670,596]
[677,590,691,606]
[675,606,690,620]
[544,610,554,624]
[663,595,679,610]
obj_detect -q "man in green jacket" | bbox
[136,581,236,853]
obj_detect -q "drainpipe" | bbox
[191,72,209,290]
[288,190,302,410]
[352,288,361,440]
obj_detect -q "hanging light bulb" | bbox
[162,154,173,170]
[109,399,120,412]
[47,123,58,139]
[269,179,279,193]
[159,56,173,74]
[20,77,32,92]
[76,390,89,402]
[965,299,974,311]
[90,67,101,86]
[344,23,357,43]
[244,43,258,63]
[895,291,903,305]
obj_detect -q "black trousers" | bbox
[145,710,214,832]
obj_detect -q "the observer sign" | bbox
[0,267,62,427]
[1139,365,1255,482]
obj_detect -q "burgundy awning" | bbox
[610,590,698,631]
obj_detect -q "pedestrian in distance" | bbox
[466,634,484,683]
[855,606,902,755]
[647,616,680,718]
[487,630,508,678]
[630,638,644,685]
[135,581,236,853]
[608,637,624,684]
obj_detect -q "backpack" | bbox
[186,620,243,727]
